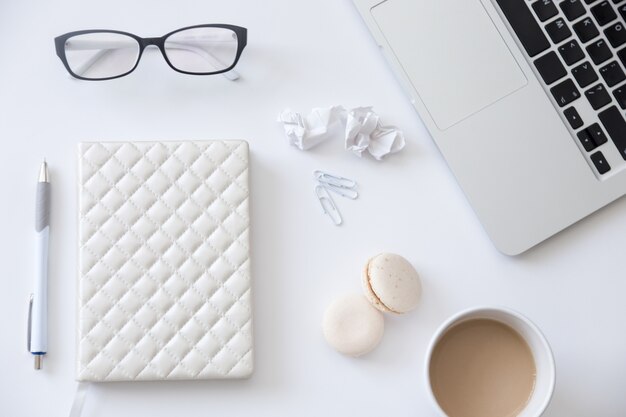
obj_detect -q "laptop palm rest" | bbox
[371,0,527,130]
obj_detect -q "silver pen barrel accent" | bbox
[36,161,50,233]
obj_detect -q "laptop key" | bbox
[617,47,626,67]
[588,122,609,145]
[585,83,612,109]
[599,61,626,86]
[618,4,626,19]
[559,40,585,65]
[598,105,626,159]
[496,0,550,57]
[573,17,600,43]
[547,18,573,43]
[590,151,611,174]
[591,1,618,25]
[551,79,581,106]
[572,61,600,87]
[604,23,626,47]
[533,0,559,21]
[564,106,584,128]
[612,85,626,108]
[577,129,598,150]
[586,39,613,64]
[560,0,587,20]
[535,52,567,84]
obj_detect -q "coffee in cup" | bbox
[425,307,555,417]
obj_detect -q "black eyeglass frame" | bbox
[54,24,248,81]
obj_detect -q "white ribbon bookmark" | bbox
[69,383,89,417]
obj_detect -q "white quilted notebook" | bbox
[77,141,253,382]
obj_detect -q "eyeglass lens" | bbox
[64,33,140,79]
[163,27,239,74]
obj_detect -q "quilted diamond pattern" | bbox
[77,141,253,382]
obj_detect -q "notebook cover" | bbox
[77,141,253,382]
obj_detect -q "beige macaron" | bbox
[322,294,385,357]
[362,253,421,314]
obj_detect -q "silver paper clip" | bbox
[314,170,359,200]
[324,184,358,199]
[315,185,343,226]
[314,170,357,189]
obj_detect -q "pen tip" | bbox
[38,160,49,183]
[34,355,42,370]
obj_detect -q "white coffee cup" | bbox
[425,306,556,417]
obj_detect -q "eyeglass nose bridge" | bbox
[141,37,164,49]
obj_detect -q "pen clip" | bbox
[27,294,33,352]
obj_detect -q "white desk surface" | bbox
[1,0,625,416]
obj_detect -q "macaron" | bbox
[362,253,421,314]
[322,294,384,357]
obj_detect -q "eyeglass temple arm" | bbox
[73,49,111,78]
[66,39,240,80]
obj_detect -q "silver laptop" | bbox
[353,0,626,255]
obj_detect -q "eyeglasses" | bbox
[54,24,247,81]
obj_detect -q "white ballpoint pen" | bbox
[28,160,50,370]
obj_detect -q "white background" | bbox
[1,0,625,416]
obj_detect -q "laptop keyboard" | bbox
[496,0,626,177]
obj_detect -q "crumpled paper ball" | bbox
[345,107,405,160]
[278,105,405,160]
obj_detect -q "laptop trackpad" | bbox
[371,0,527,130]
